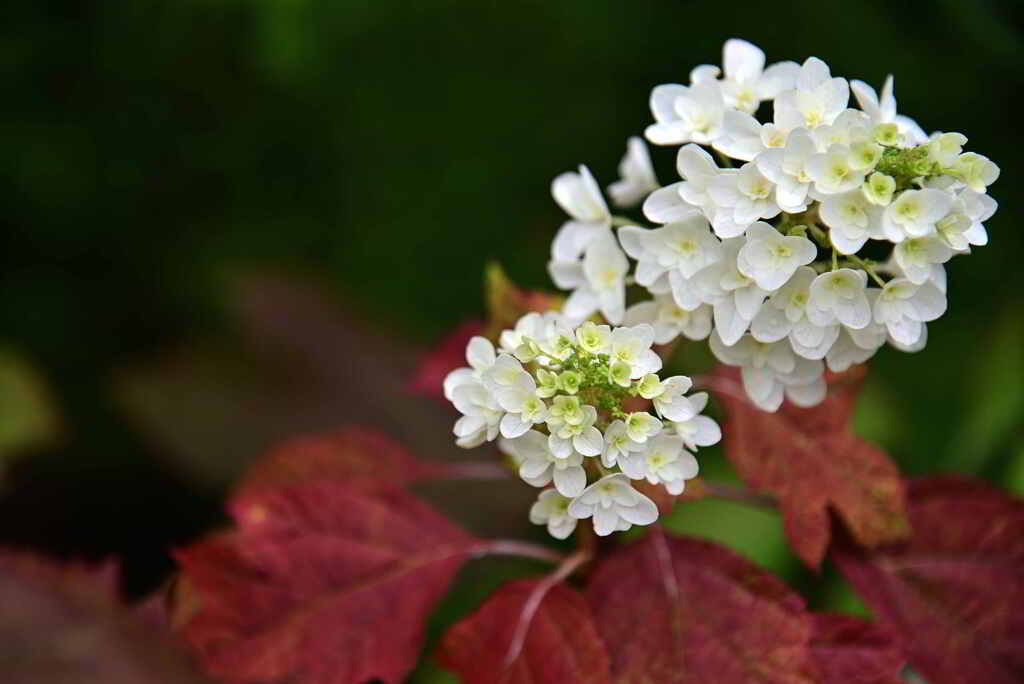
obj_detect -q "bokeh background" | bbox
[1,0,1022,677]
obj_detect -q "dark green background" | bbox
[1,0,1021,657]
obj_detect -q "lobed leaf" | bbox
[440,579,611,684]
[808,614,904,684]
[834,476,1024,684]
[715,366,908,568]
[586,533,817,683]
[235,425,446,496]
[175,481,479,684]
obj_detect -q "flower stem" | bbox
[846,253,888,287]
[473,539,566,564]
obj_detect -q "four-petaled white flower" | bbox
[568,473,660,536]
[708,162,781,235]
[609,324,662,379]
[807,268,872,329]
[774,57,850,131]
[873,278,946,347]
[620,433,699,495]
[850,75,928,145]
[737,222,817,291]
[881,189,954,242]
[624,296,713,344]
[646,81,726,146]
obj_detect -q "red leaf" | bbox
[0,551,211,684]
[586,533,817,683]
[834,476,1024,684]
[441,579,611,684]
[808,614,905,684]
[235,425,445,496]
[175,482,478,684]
[409,319,483,401]
[714,366,909,568]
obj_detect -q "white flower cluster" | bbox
[546,39,999,411]
[444,315,720,538]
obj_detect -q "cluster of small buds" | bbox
[444,313,720,538]
[546,38,999,411]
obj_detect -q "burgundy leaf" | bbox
[586,533,817,683]
[0,551,211,684]
[175,481,478,684]
[808,614,904,684]
[714,366,908,568]
[409,319,483,401]
[235,425,446,496]
[441,579,611,684]
[834,476,1024,684]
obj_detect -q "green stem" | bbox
[831,247,838,271]
[846,253,888,287]
[713,149,734,168]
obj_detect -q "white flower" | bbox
[624,411,663,443]
[574,321,612,354]
[529,489,578,539]
[647,375,697,421]
[954,152,1000,193]
[807,268,872,329]
[620,433,698,495]
[826,326,882,373]
[698,38,799,114]
[618,214,723,288]
[820,189,884,254]
[708,162,781,235]
[892,237,954,285]
[694,239,768,345]
[609,324,662,378]
[568,473,659,536]
[675,143,725,211]
[873,278,946,347]
[755,128,817,212]
[601,419,645,468]
[624,296,713,344]
[495,371,548,438]
[806,144,866,195]
[862,172,896,206]
[512,429,587,497]
[737,222,817,291]
[749,266,839,360]
[928,132,967,167]
[774,57,850,131]
[499,311,558,361]
[646,81,725,145]
[850,75,928,145]
[881,189,954,242]
[608,137,659,207]
[552,164,611,227]
[556,233,629,324]
[935,188,994,251]
[442,335,496,401]
[548,404,604,460]
[710,331,825,411]
[451,381,503,447]
[549,165,611,263]
[672,392,722,451]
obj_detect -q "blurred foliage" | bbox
[0,347,61,468]
[0,0,1022,642]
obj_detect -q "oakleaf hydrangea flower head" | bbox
[446,312,716,538]
[574,37,1000,412]
[455,37,1000,537]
